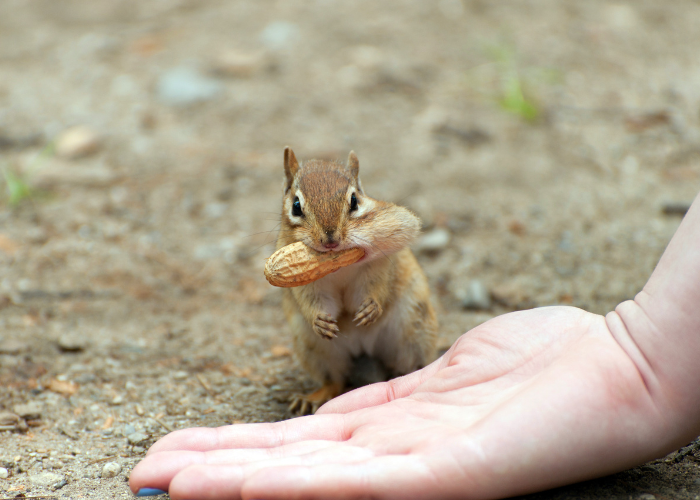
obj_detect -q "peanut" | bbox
[264,242,365,287]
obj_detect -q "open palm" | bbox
[130,305,677,500]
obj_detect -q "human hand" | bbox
[129,305,684,499]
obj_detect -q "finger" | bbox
[146,414,347,454]
[317,355,444,414]
[130,440,342,493]
[240,456,445,500]
[167,446,378,500]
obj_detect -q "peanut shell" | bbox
[265,242,365,287]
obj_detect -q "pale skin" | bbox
[130,192,700,500]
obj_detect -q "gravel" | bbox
[156,66,223,106]
[101,462,122,478]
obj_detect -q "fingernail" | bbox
[136,488,167,497]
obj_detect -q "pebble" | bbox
[101,462,121,478]
[457,280,491,310]
[661,202,691,216]
[213,49,268,77]
[0,411,19,426]
[135,404,145,416]
[33,160,120,188]
[271,345,292,358]
[122,424,136,436]
[111,395,124,406]
[204,202,228,219]
[172,370,189,380]
[59,425,79,440]
[127,432,149,445]
[414,228,451,253]
[52,478,68,490]
[349,45,384,71]
[29,471,63,487]
[156,66,223,106]
[491,283,528,308]
[259,21,300,50]
[0,467,8,479]
[58,333,87,352]
[637,494,656,500]
[0,339,29,355]
[26,226,49,245]
[14,402,43,419]
[55,126,101,159]
[132,446,146,454]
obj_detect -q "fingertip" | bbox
[169,464,244,500]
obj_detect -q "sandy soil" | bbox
[1,1,700,498]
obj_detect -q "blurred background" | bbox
[1,1,700,497]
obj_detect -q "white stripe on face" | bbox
[287,190,306,225]
[347,186,375,218]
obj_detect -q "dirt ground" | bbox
[1,1,700,498]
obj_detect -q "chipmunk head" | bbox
[280,147,421,260]
[281,147,376,253]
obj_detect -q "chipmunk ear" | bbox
[347,151,359,180]
[284,146,299,191]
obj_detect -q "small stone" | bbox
[46,379,78,396]
[0,411,19,426]
[661,202,691,216]
[204,202,228,219]
[134,405,145,416]
[29,471,63,487]
[271,345,292,358]
[213,49,268,78]
[33,159,119,188]
[127,432,149,445]
[52,478,68,490]
[111,395,124,406]
[0,339,29,355]
[26,227,49,245]
[58,333,87,352]
[14,402,43,419]
[132,446,146,454]
[74,372,97,384]
[457,280,492,310]
[414,228,451,253]
[349,45,384,71]
[55,126,101,159]
[491,283,528,308]
[259,21,300,50]
[101,462,121,478]
[122,424,136,436]
[156,66,223,106]
[0,234,20,256]
[0,467,9,479]
[637,494,656,500]
[172,370,189,380]
[59,425,79,440]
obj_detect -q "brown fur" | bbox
[277,147,437,413]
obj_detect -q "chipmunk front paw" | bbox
[354,298,383,327]
[313,313,339,339]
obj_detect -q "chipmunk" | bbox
[277,147,438,414]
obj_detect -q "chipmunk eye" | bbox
[350,192,358,212]
[292,196,303,217]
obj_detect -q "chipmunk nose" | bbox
[323,230,339,249]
